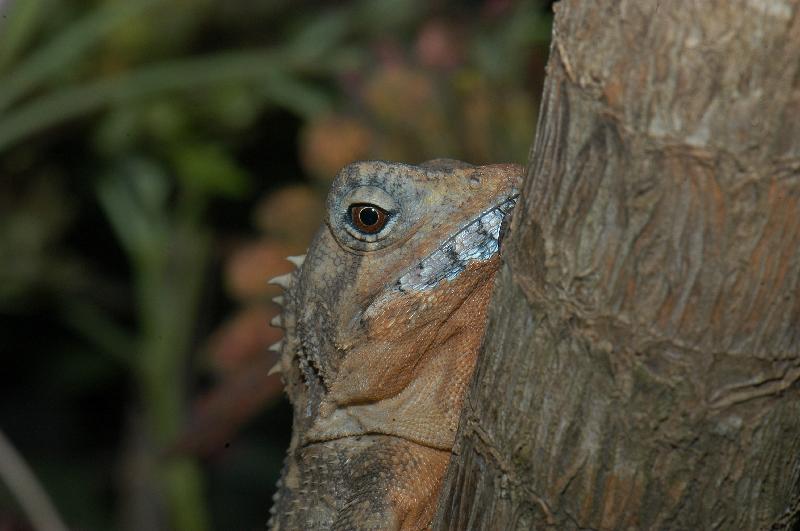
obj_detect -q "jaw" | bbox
[304,257,500,450]
[285,192,516,451]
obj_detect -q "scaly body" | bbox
[269,159,521,530]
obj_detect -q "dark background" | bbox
[0,1,551,529]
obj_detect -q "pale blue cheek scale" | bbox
[397,196,518,292]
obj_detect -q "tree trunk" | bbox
[434,1,800,529]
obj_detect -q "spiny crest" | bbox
[286,255,306,268]
[267,254,305,290]
[268,272,295,290]
[266,254,305,376]
[268,339,285,353]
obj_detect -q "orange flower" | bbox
[363,65,436,127]
[415,20,465,70]
[301,114,373,181]
[253,185,323,245]
[206,305,283,373]
[225,241,295,300]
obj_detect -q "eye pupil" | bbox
[359,207,379,227]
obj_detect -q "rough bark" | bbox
[434,1,800,529]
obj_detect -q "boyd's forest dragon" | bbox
[268,159,522,530]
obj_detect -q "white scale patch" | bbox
[398,196,517,292]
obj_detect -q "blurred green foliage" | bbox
[0,0,551,529]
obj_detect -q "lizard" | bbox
[267,159,522,530]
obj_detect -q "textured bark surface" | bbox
[434,1,800,529]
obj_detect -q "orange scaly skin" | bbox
[268,159,522,530]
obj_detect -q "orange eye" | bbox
[349,204,389,234]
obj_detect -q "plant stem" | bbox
[0,429,69,531]
[134,217,210,531]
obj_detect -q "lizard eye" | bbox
[349,204,389,234]
[331,184,401,250]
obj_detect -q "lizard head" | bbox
[268,159,522,529]
[272,159,522,450]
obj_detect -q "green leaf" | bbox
[96,158,170,261]
[143,99,189,142]
[0,48,282,153]
[0,0,163,112]
[353,0,425,35]
[261,70,332,119]
[173,143,249,199]
[94,105,142,154]
[0,0,48,73]
[208,85,260,130]
[282,9,350,66]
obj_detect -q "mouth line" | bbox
[396,193,519,293]
[300,431,452,453]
